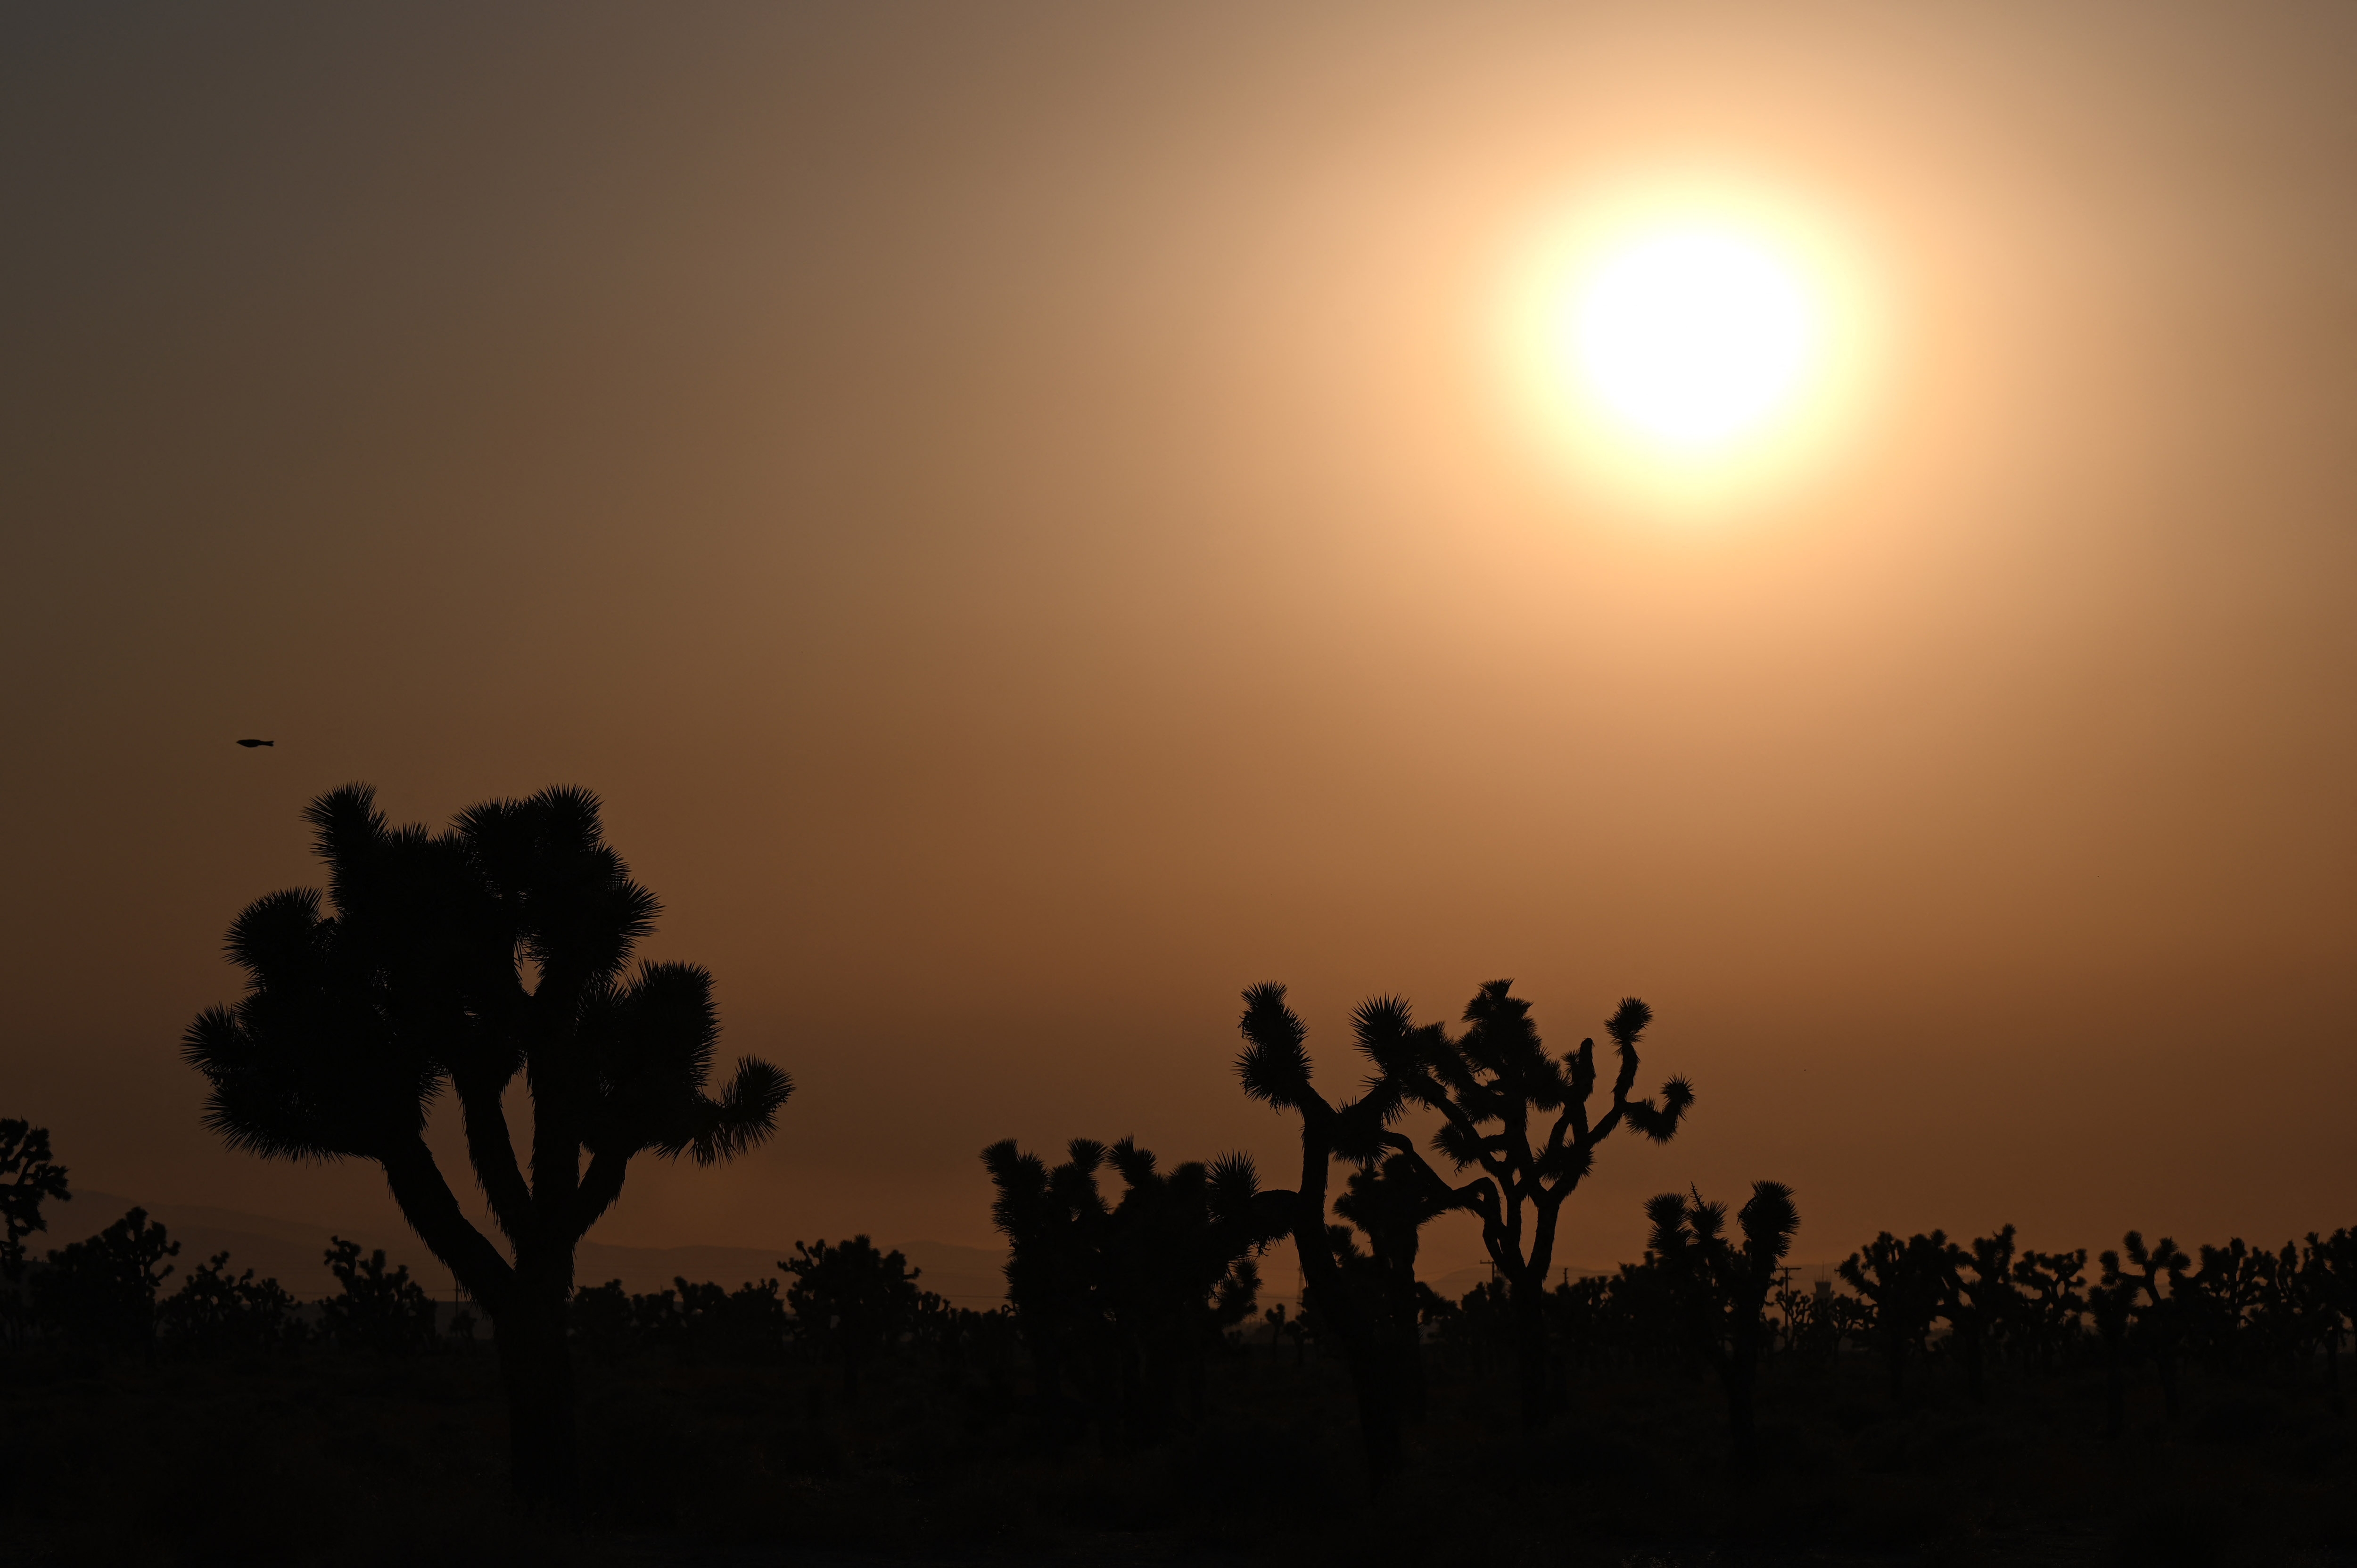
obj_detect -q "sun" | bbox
[1496,182,1874,513]
[1570,227,1813,452]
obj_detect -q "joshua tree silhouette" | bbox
[1333,1154,1450,1422]
[1943,1226,2019,1401]
[157,1251,300,1354]
[1645,1181,1800,1455]
[320,1237,439,1356]
[2306,1228,2356,1415]
[1838,1231,1953,1403]
[1233,984,1417,1482]
[2103,1231,2192,1420]
[0,1120,72,1346]
[782,1236,923,1401]
[2010,1246,2090,1374]
[31,1207,179,1358]
[984,1135,1274,1448]
[181,784,791,1499]
[1351,984,1693,1429]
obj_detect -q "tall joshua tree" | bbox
[1234,984,1417,1485]
[1355,983,1693,1429]
[183,785,791,1499]
[1646,1181,1800,1455]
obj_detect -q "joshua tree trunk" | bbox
[1386,1253,1428,1425]
[1235,984,1411,1490]
[1720,1354,1757,1453]
[1341,1339,1402,1486]
[494,1289,578,1500]
[1509,1266,1553,1430]
[1287,1178,1401,1487]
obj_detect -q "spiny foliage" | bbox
[1644,1181,1801,1449]
[184,784,789,1176]
[984,1133,1278,1445]
[1351,982,1695,1430]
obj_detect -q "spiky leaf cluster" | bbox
[183,784,788,1187]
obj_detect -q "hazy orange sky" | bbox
[3,2,2351,1282]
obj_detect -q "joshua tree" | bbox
[320,1237,440,1356]
[1353,984,1693,1429]
[2010,1247,2090,1374]
[1334,1153,1452,1422]
[984,1135,1273,1446]
[986,1137,1107,1419]
[182,784,791,1499]
[1233,984,1419,1482]
[2088,1252,2141,1437]
[0,1120,71,1279]
[1943,1226,2020,1399]
[2303,1228,2355,1415]
[1839,1231,1954,1403]
[1645,1182,1801,1455]
[157,1252,301,1355]
[32,1207,179,1357]
[0,1120,72,1348]
[783,1236,923,1399]
[2181,1238,2269,1371]
[2104,1231,2191,1420]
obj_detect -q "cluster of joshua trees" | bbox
[3,784,2352,1506]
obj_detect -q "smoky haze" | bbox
[2,1,2351,1285]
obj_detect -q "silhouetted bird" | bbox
[234,739,273,748]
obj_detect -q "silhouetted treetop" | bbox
[1,1120,72,1281]
[181,782,793,1500]
[1342,982,1695,1431]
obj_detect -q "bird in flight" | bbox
[235,739,274,748]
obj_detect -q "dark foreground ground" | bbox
[2,1342,2350,1568]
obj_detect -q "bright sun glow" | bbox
[1497,181,1877,516]
[1572,228,1812,451]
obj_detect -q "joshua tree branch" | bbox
[1376,1133,1500,1231]
[574,1148,630,1241]
[380,1136,516,1311]
[456,1075,537,1248]
[1428,1092,1514,1188]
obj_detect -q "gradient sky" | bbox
[4,1,2351,1282]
